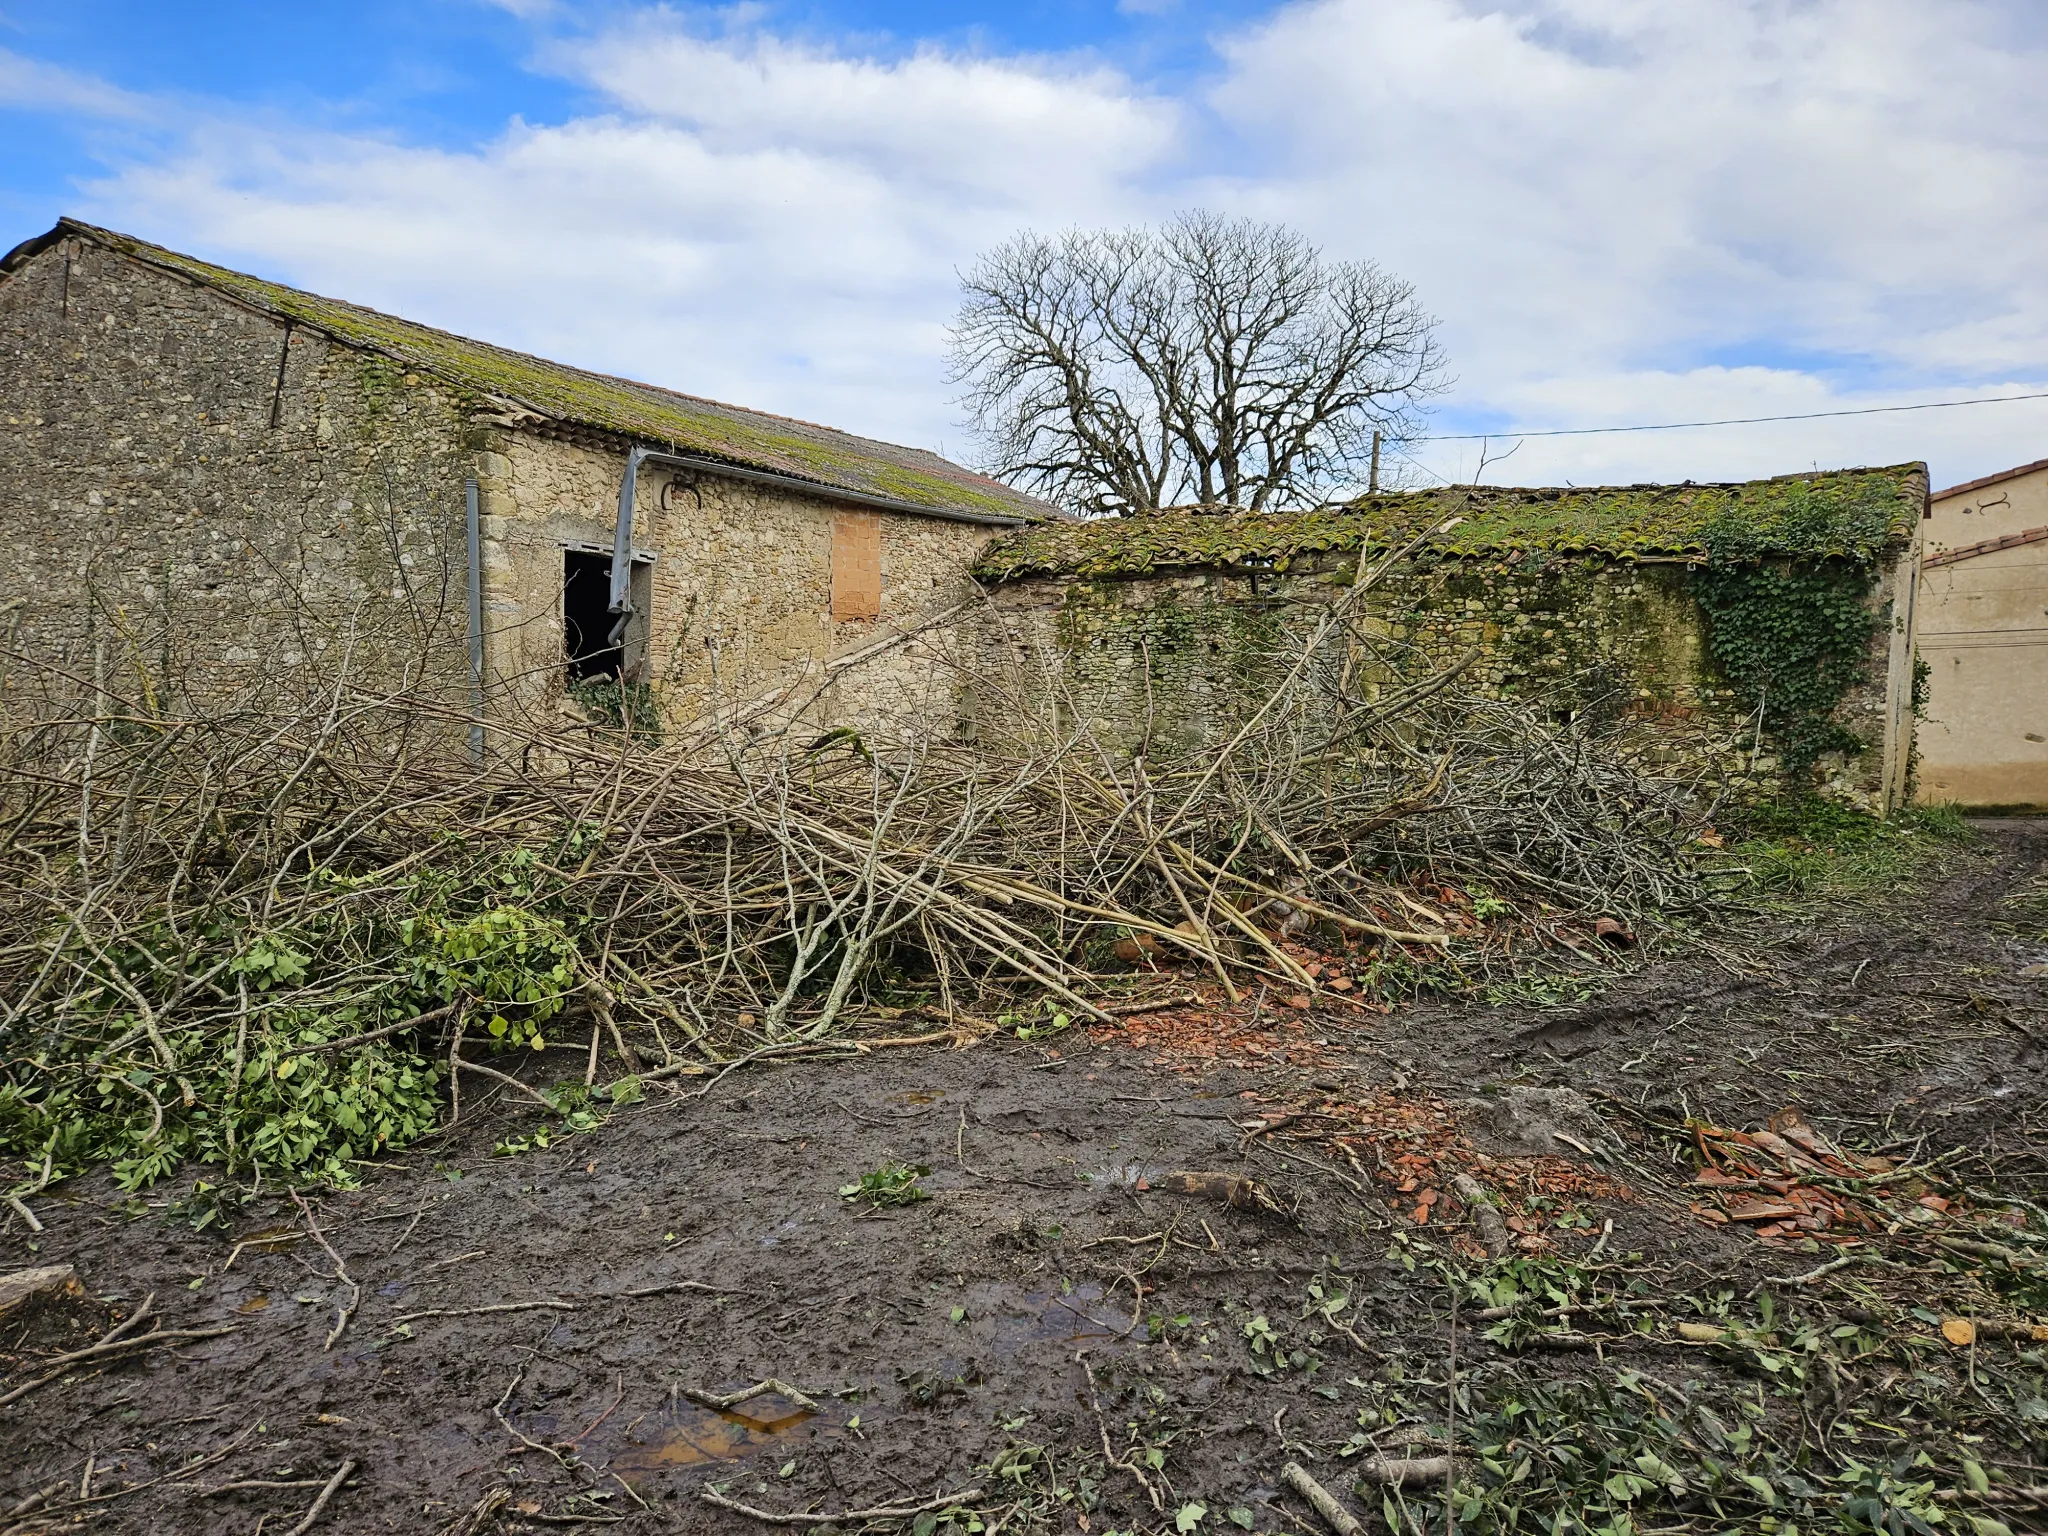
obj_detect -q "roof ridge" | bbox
[1145,466,1926,516]
[55,219,911,455]
[1349,466,1927,500]
[588,366,946,463]
[973,463,1928,582]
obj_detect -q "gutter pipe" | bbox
[607,447,649,647]
[465,476,484,759]
[606,446,1029,646]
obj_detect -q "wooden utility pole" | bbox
[1369,430,1382,494]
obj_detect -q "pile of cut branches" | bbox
[0,557,1718,1194]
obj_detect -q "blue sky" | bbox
[0,2,1262,154]
[6,0,2048,490]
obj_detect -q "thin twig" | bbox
[277,1002,459,1058]
[291,1191,359,1351]
[448,1054,563,1110]
[282,1458,357,1536]
[390,1300,577,1325]
[699,1486,986,1526]
[0,1320,238,1408]
[681,1379,818,1412]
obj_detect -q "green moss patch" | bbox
[973,466,1924,581]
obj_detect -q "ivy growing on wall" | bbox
[568,677,664,742]
[1691,505,1885,786]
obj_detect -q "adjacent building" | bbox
[1917,458,2048,809]
[0,219,1047,738]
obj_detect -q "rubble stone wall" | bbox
[0,235,475,714]
[483,432,996,734]
[2,237,999,739]
[980,547,1912,812]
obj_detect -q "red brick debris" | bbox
[1687,1106,1949,1245]
[1090,985,1630,1252]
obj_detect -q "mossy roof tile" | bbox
[972,466,1927,581]
[12,219,1049,524]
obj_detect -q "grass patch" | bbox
[1730,798,1976,900]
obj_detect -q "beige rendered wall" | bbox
[1916,462,2048,808]
[477,432,997,735]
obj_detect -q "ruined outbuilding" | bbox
[0,219,1932,812]
[973,468,1927,813]
[0,220,1047,734]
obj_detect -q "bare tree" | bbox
[950,211,1446,516]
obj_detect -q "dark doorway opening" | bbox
[564,551,622,681]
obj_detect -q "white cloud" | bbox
[26,0,2048,487]
[65,17,1178,452]
[0,45,156,121]
[1202,0,2048,482]
[559,22,1173,202]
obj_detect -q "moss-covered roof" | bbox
[972,465,1927,581]
[11,219,1048,524]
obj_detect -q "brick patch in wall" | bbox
[832,511,882,621]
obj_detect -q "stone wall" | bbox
[0,235,475,715]
[979,544,1916,812]
[480,430,997,735]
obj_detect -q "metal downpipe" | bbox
[465,477,484,759]
[606,446,648,650]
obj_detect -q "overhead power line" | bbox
[1415,389,2048,443]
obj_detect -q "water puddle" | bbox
[607,1392,846,1474]
[1083,1160,1147,1191]
[981,1281,1125,1354]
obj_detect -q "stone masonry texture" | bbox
[1,234,475,713]
[976,546,1914,814]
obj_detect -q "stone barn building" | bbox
[0,220,1047,737]
[0,219,1929,813]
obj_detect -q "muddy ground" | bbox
[5,821,2046,1534]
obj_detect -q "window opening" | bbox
[564,550,623,680]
